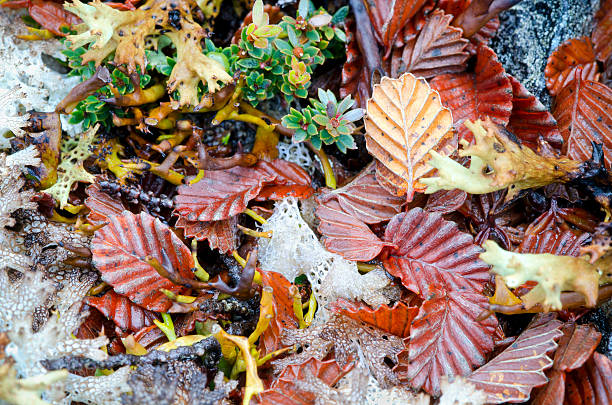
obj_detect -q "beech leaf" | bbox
[564,352,612,405]
[592,0,612,62]
[91,211,195,312]
[552,70,612,168]
[174,216,238,254]
[364,72,455,198]
[382,208,490,297]
[85,182,127,227]
[466,317,563,404]
[544,37,600,97]
[86,290,158,333]
[430,45,513,143]
[424,189,467,214]
[380,0,429,53]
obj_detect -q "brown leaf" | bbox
[465,16,499,55]
[564,352,612,405]
[173,165,276,222]
[545,37,600,97]
[85,182,127,226]
[91,211,195,312]
[339,19,370,109]
[523,200,597,237]
[520,230,588,257]
[430,45,513,143]
[316,199,394,261]
[317,163,404,224]
[86,290,158,333]
[553,69,612,168]
[382,208,491,297]
[174,216,238,254]
[254,159,314,201]
[364,72,455,198]
[507,75,563,151]
[592,0,612,62]
[553,323,601,372]
[396,284,498,396]
[424,189,467,214]
[394,9,469,78]
[466,317,563,404]
[379,0,429,53]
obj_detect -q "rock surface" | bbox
[491,0,600,107]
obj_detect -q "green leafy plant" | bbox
[282,89,364,152]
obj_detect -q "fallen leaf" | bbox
[317,163,404,224]
[174,216,238,254]
[592,0,612,62]
[466,316,563,404]
[91,211,195,312]
[564,352,612,405]
[316,199,393,261]
[382,208,490,297]
[430,45,513,142]
[254,159,314,201]
[507,75,563,151]
[520,230,589,257]
[424,188,467,214]
[523,200,597,237]
[488,275,522,307]
[85,182,127,226]
[86,290,158,333]
[339,19,370,109]
[364,72,455,198]
[465,16,499,54]
[329,298,419,338]
[545,37,600,97]
[553,69,612,168]
[553,323,601,372]
[396,284,497,396]
[378,0,429,53]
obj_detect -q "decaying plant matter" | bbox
[0,0,611,404]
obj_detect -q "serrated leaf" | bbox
[592,0,612,62]
[91,211,196,312]
[545,37,600,97]
[84,183,127,227]
[175,216,238,254]
[563,352,612,405]
[424,189,467,214]
[86,290,158,333]
[364,72,455,198]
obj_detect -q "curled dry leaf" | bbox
[316,199,394,261]
[564,352,612,405]
[592,0,612,62]
[173,165,276,222]
[524,201,597,237]
[552,323,601,372]
[424,188,467,214]
[382,208,490,297]
[452,0,521,37]
[553,69,612,168]
[318,163,404,224]
[430,45,513,143]
[392,9,469,79]
[507,75,563,151]
[364,72,455,198]
[466,317,563,404]
[91,211,195,312]
[339,19,370,109]
[396,284,497,396]
[422,118,583,200]
[86,290,158,333]
[544,37,600,97]
[174,216,238,254]
[480,240,600,311]
[329,298,419,338]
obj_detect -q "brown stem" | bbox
[193,129,257,170]
[349,0,385,81]
[55,66,111,114]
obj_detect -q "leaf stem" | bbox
[244,208,268,224]
[307,142,336,189]
[154,313,177,341]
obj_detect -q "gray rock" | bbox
[491,0,600,107]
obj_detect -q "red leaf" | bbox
[466,317,563,404]
[424,189,467,214]
[523,200,597,236]
[553,69,612,167]
[91,211,195,312]
[519,230,588,257]
[256,185,314,201]
[329,298,418,338]
[175,216,238,254]
[316,199,393,261]
[592,0,612,62]
[436,0,470,17]
[465,16,499,55]
[173,165,276,222]
[85,183,127,226]
[258,270,299,356]
[554,323,601,372]
[255,159,312,187]
[545,37,600,97]
[564,352,612,405]
[382,208,490,297]
[507,75,563,151]
[396,284,497,396]
[339,19,370,109]
[257,358,352,405]
[317,164,404,224]
[377,0,429,53]
[430,45,513,142]
[86,290,158,333]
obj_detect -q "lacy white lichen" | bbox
[438,376,487,405]
[62,367,131,405]
[258,198,392,320]
[365,375,430,405]
[0,87,30,145]
[277,141,315,175]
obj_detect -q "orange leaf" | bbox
[366,0,428,53]
[255,159,314,201]
[553,323,601,372]
[544,37,600,97]
[552,70,612,168]
[86,290,158,333]
[592,0,612,62]
[430,45,513,143]
[174,216,238,254]
[520,230,588,257]
[364,72,455,198]
[507,75,563,151]
[85,183,127,226]
[91,211,195,312]
[339,19,370,109]
[465,16,499,55]
[329,298,418,338]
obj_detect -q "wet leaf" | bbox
[465,16,499,55]
[592,0,612,62]
[364,72,455,198]
[466,316,563,403]
[174,216,238,254]
[91,211,195,312]
[382,208,490,297]
[86,290,158,333]
[255,159,314,201]
[545,37,600,97]
[339,19,370,109]
[507,75,563,151]
[396,284,498,396]
[564,352,612,405]
[367,0,428,52]
[85,182,128,227]
[520,230,588,257]
[430,45,513,142]
[552,70,612,168]
[553,323,601,372]
[424,189,467,214]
